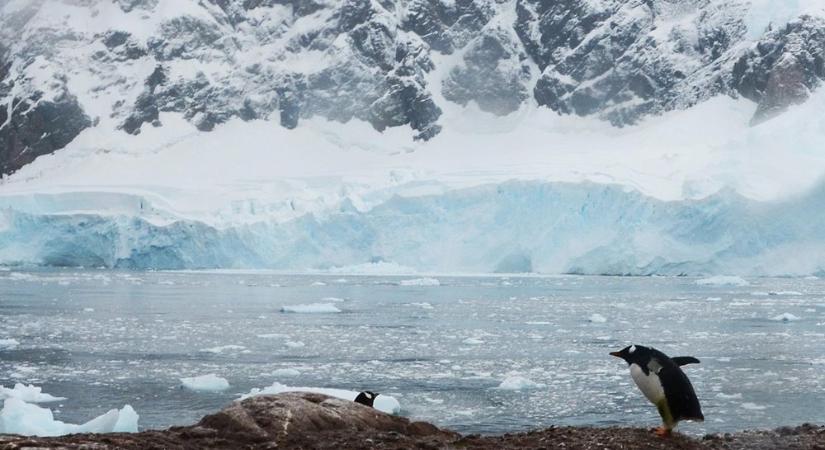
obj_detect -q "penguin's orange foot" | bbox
[654,427,672,437]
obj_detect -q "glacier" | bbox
[3,180,825,276]
[2,62,825,276]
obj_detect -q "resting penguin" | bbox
[354,391,379,407]
[610,345,703,436]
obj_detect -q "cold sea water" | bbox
[0,270,823,436]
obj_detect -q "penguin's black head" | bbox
[610,344,650,365]
[354,391,379,407]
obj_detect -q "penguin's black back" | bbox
[649,348,704,422]
[354,391,376,407]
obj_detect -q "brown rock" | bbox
[0,392,822,450]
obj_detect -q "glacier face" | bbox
[3,180,825,276]
[3,0,825,174]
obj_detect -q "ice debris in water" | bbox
[238,382,401,415]
[399,278,440,286]
[771,313,800,322]
[0,339,20,350]
[0,398,138,437]
[496,376,546,391]
[695,276,749,286]
[200,345,246,354]
[0,384,66,403]
[588,313,607,323]
[269,368,301,377]
[280,303,341,313]
[180,374,230,392]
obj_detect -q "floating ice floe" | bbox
[588,313,607,323]
[462,337,484,345]
[0,398,138,437]
[238,382,401,415]
[496,376,546,391]
[695,276,749,286]
[0,339,20,350]
[740,402,768,411]
[269,368,301,377]
[284,341,305,348]
[280,303,341,313]
[200,345,247,354]
[772,291,803,296]
[399,277,440,286]
[180,374,230,392]
[257,333,288,339]
[321,296,345,302]
[770,313,800,322]
[715,392,743,399]
[0,384,66,403]
[409,302,434,310]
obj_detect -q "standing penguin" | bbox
[610,345,703,436]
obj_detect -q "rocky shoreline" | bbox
[1,393,823,449]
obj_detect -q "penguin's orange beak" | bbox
[609,351,622,358]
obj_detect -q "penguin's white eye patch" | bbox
[629,345,636,354]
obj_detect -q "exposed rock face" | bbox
[2,0,825,175]
[0,393,823,449]
[0,55,92,175]
[732,15,825,124]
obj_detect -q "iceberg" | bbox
[0,398,138,437]
[0,384,66,403]
[180,374,230,392]
[238,382,401,415]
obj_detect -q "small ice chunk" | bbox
[0,384,66,403]
[200,345,246,354]
[409,302,434,309]
[695,276,749,286]
[270,368,301,377]
[740,402,768,411]
[462,337,484,345]
[399,278,440,286]
[0,339,20,350]
[588,313,607,323]
[180,374,230,392]
[321,297,345,302]
[715,392,743,399]
[83,308,95,312]
[771,313,800,322]
[280,303,341,313]
[311,281,327,286]
[0,398,138,436]
[257,333,288,339]
[285,341,305,348]
[496,376,546,390]
[774,291,803,296]
[238,382,401,415]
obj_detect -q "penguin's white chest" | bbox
[630,363,665,404]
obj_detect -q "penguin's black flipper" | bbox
[672,356,700,366]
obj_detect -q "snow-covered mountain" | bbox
[3,0,825,174]
[2,0,825,275]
